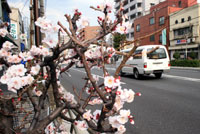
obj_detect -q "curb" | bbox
[170,66,200,71]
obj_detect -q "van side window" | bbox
[133,49,143,59]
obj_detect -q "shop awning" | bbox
[168,44,199,50]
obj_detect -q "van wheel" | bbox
[155,73,162,78]
[119,70,125,76]
[134,69,141,79]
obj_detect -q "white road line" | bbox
[105,67,200,83]
[70,68,126,84]
[163,74,200,82]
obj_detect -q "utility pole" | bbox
[30,0,34,48]
[33,0,40,47]
[40,0,45,41]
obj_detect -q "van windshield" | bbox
[147,48,167,59]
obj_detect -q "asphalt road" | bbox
[59,66,200,134]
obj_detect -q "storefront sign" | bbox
[10,23,18,39]
[176,39,191,45]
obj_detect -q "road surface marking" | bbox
[105,67,200,83]
[163,74,200,82]
[71,68,126,84]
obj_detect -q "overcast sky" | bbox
[7,0,115,26]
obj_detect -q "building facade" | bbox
[114,0,161,41]
[169,4,200,59]
[10,7,25,50]
[134,0,197,53]
[78,26,101,41]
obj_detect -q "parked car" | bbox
[116,45,170,79]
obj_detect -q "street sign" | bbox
[10,23,18,39]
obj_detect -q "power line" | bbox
[21,0,29,13]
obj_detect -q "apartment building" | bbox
[134,0,197,53]
[169,4,200,59]
[78,26,101,41]
[114,0,161,41]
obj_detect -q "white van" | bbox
[116,45,170,79]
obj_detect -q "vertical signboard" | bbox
[10,23,18,39]
[162,28,166,45]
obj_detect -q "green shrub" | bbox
[170,60,200,67]
[173,52,180,59]
[188,52,197,59]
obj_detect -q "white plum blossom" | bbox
[108,116,121,128]
[25,74,34,85]
[97,0,114,13]
[93,110,101,122]
[113,95,124,111]
[92,74,99,82]
[78,16,89,29]
[19,52,33,61]
[88,98,103,105]
[15,64,27,76]
[65,49,77,58]
[35,17,58,34]
[84,46,102,60]
[117,109,130,124]
[104,76,116,88]
[63,91,77,104]
[115,21,132,34]
[33,88,42,97]
[40,46,51,56]
[74,120,88,131]
[30,65,41,75]
[30,46,42,56]
[42,36,57,48]
[10,77,22,90]
[0,49,10,58]
[0,74,9,84]
[119,88,135,103]
[83,110,93,121]
[0,28,8,37]
[2,41,14,50]
[115,125,126,134]
[7,55,22,63]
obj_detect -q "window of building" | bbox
[149,17,155,25]
[116,6,120,11]
[131,32,134,37]
[136,24,140,32]
[188,16,191,21]
[159,16,165,25]
[124,0,128,6]
[123,8,128,14]
[130,4,136,11]
[137,12,142,17]
[159,34,162,43]
[174,27,192,38]
[131,23,134,28]
[175,20,178,24]
[126,33,129,38]
[178,1,182,7]
[150,3,155,7]
[130,14,136,19]
[137,3,142,7]
[181,18,185,23]
[150,35,155,42]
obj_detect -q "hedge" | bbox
[170,60,200,67]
